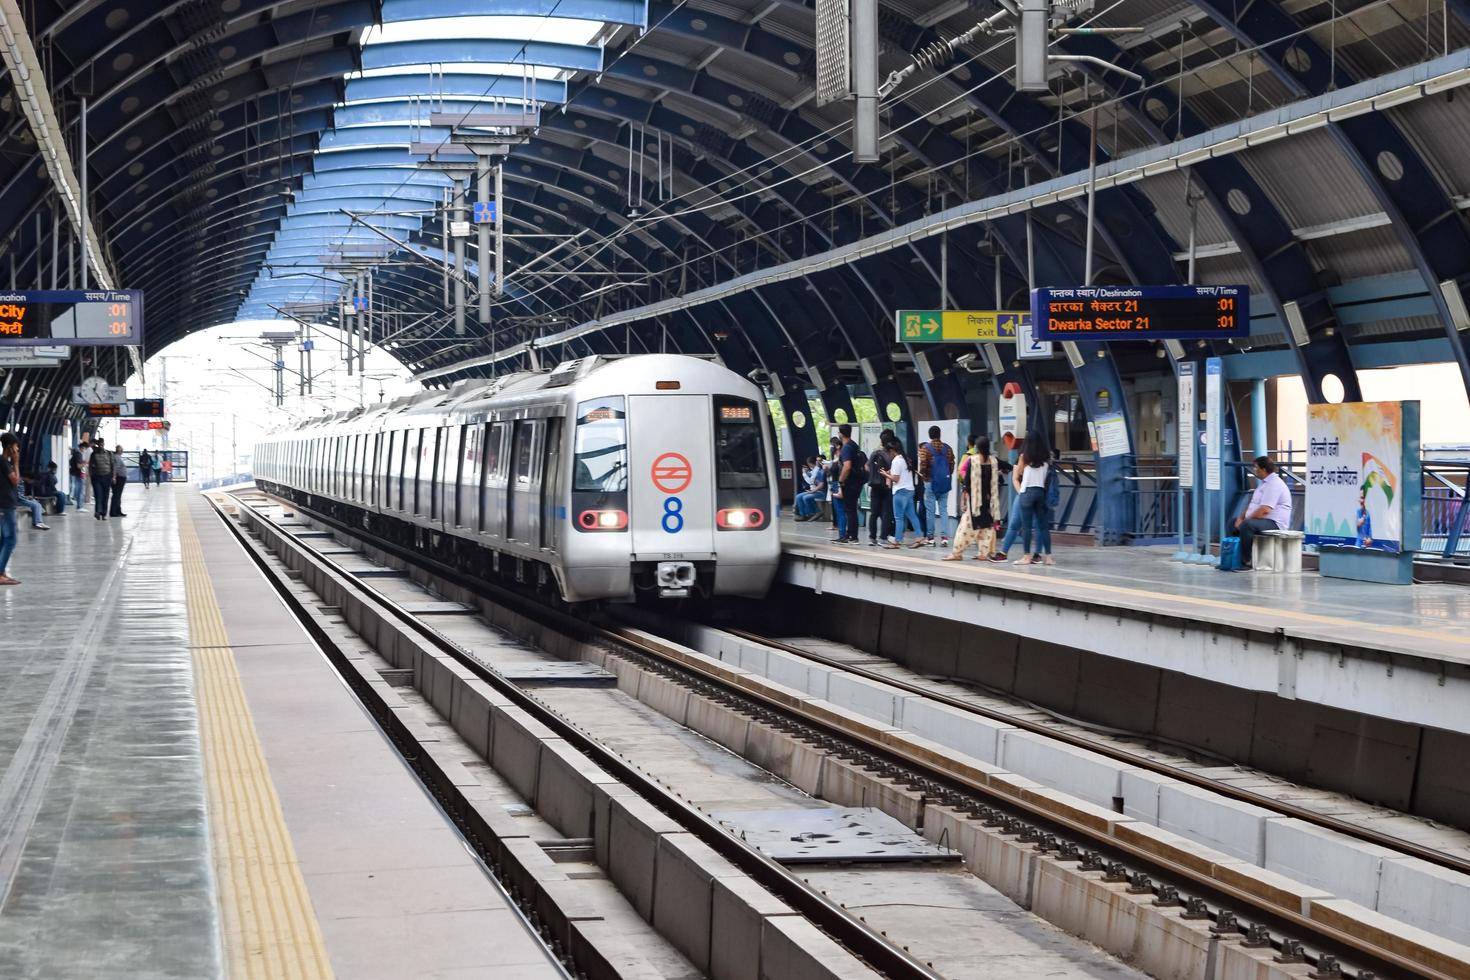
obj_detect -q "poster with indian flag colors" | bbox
[1305,401,1406,554]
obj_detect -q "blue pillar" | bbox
[1251,379,1268,458]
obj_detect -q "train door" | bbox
[456,424,476,529]
[541,418,563,551]
[506,420,542,544]
[480,422,506,537]
[627,395,715,559]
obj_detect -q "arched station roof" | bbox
[2,0,1469,442]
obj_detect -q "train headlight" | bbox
[716,508,765,530]
[578,509,628,531]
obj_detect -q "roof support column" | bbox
[452,175,467,336]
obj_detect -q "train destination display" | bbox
[0,290,143,346]
[1031,285,1249,341]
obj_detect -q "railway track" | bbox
[220,487,1464,980]
[709,628,1470,878]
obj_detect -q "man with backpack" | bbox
[88,437,115,519]
[918,426,956,549]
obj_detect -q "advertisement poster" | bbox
[1177,363,1195,485]
[1305,402,1405,553]
[1204,358,1222,490]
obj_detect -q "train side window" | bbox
[712,397,769,489]
[479,423,503,533]
[514,422,535,485]
[571,397,627,492]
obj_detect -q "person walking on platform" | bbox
[0,433,22,585]
[160,455,172,483]
[918,426,956,549]
[833,424,865,544]
[944,436,1002,561]
[89,437,114,519]
[110,446,130,517]
[1234,456,1292,569]
[138,448,154,489]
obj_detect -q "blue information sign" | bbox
[473,201,497,223]
[1031,285,1249,341]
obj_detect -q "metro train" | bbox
[254,353,782,602]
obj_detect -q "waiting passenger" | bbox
[110,446,129,517]
[78,439,93,504]
[0,432,21,585]
[89,438,114,519]
[833,424,864,544]
[795,456,827,521]
[990,439,1031,563]
[866,439,892,546]
[882,437,927,549]
[1234,456,1292,569]
[993,442,1053,565]
[68,445,86,505]
[944,436,1001,561]
[826,439,843,537]
[918,426,956,549]
[35,462,68,516]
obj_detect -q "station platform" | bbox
[777,520,1470,824]
[0,486,562,979]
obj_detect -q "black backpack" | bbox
[866,449,888,487]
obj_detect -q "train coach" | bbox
[254,353,782,602]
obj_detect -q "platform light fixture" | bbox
[1282,301,1311,347]
[1441,279,1470,331]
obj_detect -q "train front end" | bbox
[562,356,780,601]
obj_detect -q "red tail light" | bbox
[717,508,766,530]
[578,509,628,531]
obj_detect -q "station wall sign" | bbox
[895,309,1029,343]
[0,290,143,347]
[1031,285,1248,341]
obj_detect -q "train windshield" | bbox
[713,396,769,490]
[573,397,628,492]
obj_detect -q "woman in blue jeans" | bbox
[992,443,1052,564]
[882,440,928,548]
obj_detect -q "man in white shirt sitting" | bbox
[1234,456,1292,569]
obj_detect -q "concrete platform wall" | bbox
[661,611,1470,951]
[770,589,1470,830]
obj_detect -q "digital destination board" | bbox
[0,290,143,347]
[1031,285,1248,341]
[85,399,165,418]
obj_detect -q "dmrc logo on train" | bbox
[651,452,691,532]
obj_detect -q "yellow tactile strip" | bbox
[178,498,335,980]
